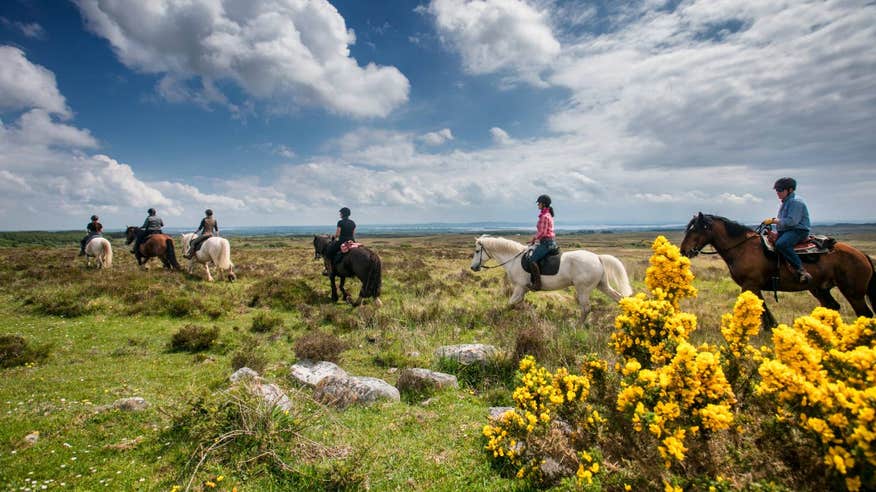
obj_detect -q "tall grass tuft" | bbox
[0,334,51,368]
[170,324,220,352]
[293,331,346,362]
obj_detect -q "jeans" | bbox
[530,238,557,264]
[776,228,808,270]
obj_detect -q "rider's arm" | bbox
[214,220,219,236]
[335,226,342,238]
[196,218,206,234]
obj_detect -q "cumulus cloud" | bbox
[418,128,454,146]
[74,0,410,117]
[490,127,512,145]
[426,0,560,84]
[0,46,70,117]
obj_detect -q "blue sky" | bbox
[1,0,874,231]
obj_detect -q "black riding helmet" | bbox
[147,208,156,215]
[536,194,552,207]
[91,215,99,221]
[339,207,351,218]
[205,209,213,216]
[773,177,797,192]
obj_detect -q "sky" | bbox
[0,0,874,231]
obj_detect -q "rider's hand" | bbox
[762,218,776,225]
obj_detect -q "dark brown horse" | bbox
[313,235,382,306]
[680,213,875,327]
[125,226,181,270]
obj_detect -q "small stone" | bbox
[230,367,260,383]
[113,397,148,412]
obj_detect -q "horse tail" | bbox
[599,254,633,298]
[103,240,113,268]
[362,251,382,298]
[216,238,232,270]
[165,239,181,270]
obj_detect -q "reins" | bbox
[477,244,527,269]
[696,232,759,256]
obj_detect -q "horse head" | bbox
[680,212,715,258]
[313,234,331,260]
[124,226,139,244]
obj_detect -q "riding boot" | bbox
[530,263,541,291]
[796,267,812,284]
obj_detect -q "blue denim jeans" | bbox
[775,229,808,270]
[530,238,557,264]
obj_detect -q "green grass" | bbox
[0,230,874,490]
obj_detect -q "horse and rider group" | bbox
[77,177,876,322]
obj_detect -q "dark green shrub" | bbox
[251,311,283,333]
[513,325,550,363]
[293,331,346,362]
[231,349,268,373]
[170,325,220,352]
[0,334,51,368]
[435,354,517,392]
[23,289,88,317]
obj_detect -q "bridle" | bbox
[472,242,527,270]
[686,222,760,256]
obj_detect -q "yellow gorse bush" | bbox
[614,236,735,468]
[483,355,604,485]
[758,309,876,491]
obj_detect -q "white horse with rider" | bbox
[470,235,632,319]
[84,236,113,269]
[180,232,236,281]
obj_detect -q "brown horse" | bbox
[125,226,181,270]
[680,213,875,327]
[313,235,382,306]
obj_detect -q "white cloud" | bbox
[0,46,70,117]
[0,18,47,39]
[490,127,512,145]
[427,0,560,84]
[418,128,454,146]
[74,0,410,118]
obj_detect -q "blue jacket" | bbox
[777,192,810,233]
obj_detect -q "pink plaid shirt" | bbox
[533,208,555,241]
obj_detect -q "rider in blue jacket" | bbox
[762,177,812,283]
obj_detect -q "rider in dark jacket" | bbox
[323,207,356,275]
[132,208,163,253]
[185,209,219,259]
[79,215,103,256]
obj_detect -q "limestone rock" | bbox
[434,343,499,365]
[230,367,261,383]
[397,368,459,393]
[251,382,293,412]
[314,375,400,409]
[289,360,348,387]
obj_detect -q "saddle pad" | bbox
[762,233,834,255]
[522,252,562,276]
[84,235,102,248]
[340,241,361,253]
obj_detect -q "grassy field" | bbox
[1,227,874,491]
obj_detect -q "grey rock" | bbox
[488,406,515,421]
[434,343,499,365]
[397,368,459,390]
[289,360,348,387]
[314,375,400,408]
[251,382,293,412]
[23,431,40,445]
[113,397,148,412]
[230,367,261,383]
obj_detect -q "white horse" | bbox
[84,236,113,269]
[470,235,632,319]
[180,233,236,282]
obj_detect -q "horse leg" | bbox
[575,287,593,321]
[508,285,527,307]
[329,274,339,302]
[836,284,874,317]
[339,276,353,304]
[809,288,841,311]
[750,289,777,328]
[204,262,214,282]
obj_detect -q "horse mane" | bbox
[706,214,753,238]
[477,235,526,255]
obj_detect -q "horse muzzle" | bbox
[471,265,480,272]
[681,248,699,258]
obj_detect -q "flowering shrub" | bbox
[719,291,764,394]
[483,355,604,485]
[757,309,876,491]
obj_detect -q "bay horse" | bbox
[180,233,236,281]
[125,226,181,270]
[680,212,876,327]
[83,236,113,269]
[470,235,633,320]
[313,235,382,307]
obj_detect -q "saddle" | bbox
[340,240,361,253]
[521,246,562,275]
[84,234,102,248]
[761,230,835,262]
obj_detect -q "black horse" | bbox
[313,235,382,306]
